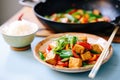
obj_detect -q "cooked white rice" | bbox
[2,19,38,36]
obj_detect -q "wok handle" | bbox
[19,0,46,7]
[111,16,120,26]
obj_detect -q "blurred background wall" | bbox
[0,0,22,25]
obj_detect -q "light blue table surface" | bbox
[0,34,120,80]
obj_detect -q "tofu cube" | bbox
[78,36,87,42]
[92,44,103,53]
[45,51,57,65]
[69,57,82,68]
[73,44,85,54]
[81,51,92,61]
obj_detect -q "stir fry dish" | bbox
[38,35,103,68]
[45,9,110,23]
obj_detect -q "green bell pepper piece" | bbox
[60,50,73,58]
[39,51,45,60]
[90,50,100,54]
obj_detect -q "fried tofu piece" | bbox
[81,51,92,61]
[73,44,85,54]
[69,57,82,68]
[92,44,103,53]
[78,36,87,42]
[45,51,57,65]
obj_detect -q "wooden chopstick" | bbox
[88,26,119,79]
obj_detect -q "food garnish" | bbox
[38,35,103,68]
[45,9,110,23]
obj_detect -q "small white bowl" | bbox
[0,20,39,50]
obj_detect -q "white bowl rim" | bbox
[0,20,39,37]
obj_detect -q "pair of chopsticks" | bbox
[88,26,119,79]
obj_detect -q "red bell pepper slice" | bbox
[88,54,97,61]
[56,55,62,61]
[68,9,77,14]
[46,45,51,53]
[57,61,68,67]
[77,42,92,50]
[72,48,80,58]
[80,17,88,23]
[88,54,100,62]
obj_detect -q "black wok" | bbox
[21,0,120,33]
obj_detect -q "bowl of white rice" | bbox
[0,19,39,50]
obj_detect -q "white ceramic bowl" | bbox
[0,20,39,48]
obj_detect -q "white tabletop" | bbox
[0,34,120,80]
